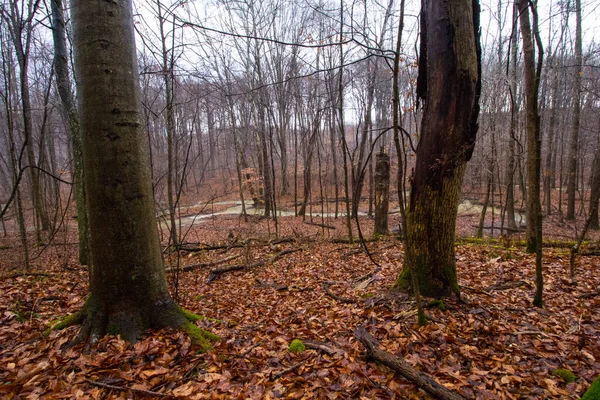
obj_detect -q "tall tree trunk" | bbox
[1,48,30,269]
[298,116,321,217]
[589,138,600,230]
[51,0,89,265]
[70,0,207,346]
[4,1,50,240]
[156,2,178,247]
[338,0,353,242]
[565,0,582,221]
[395,0,481,298]
[544,66,559,217]
[392,0,407,237]
[505,3,519,230]
[517,0,544,306]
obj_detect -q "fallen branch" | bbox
[460,285,493,297]
[354,327,466,400]
[485,280,527,291]
[304,221,336,230]
[578,291,600,299]
[0,272,53,280]
[208,248,301,282]
[180,237,295,252]
[165,254,241,273]
[303,340,345,356]
[331,237,378,244]
[84,378,167,398]
[470,224,524,233]
[271,360,307,380]
[322,282,359,304]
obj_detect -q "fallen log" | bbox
[354,326,466,400]
[179,237,295,252]
[165,254,241,273]
[208,248,301,282]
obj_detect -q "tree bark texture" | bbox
[566,0,582,220]
[72,0,187,342]
[51,0,89,265]
[374,152,390,235]
[396,0,481,297]
[589,144,600,230]
[517,0,544,306]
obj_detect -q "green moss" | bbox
[359,292,375,299]
[43,311,83,336]
[552,368,577,384]
[426,299,447,311]
[582,376,600,400]
[180,307,221,323]
[180,307,203,322]
[288,339,305,353]
[182,322,220,353]
[393,268,412,291]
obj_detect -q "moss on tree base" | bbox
[46,299,219,352]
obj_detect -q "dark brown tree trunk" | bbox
[590,141,600,230]
[505,6,519,230]
[70,0,206,346]
[566,0,582,221]
[395,0,481,298]
[298,115,320,217]
[392,0,407,238]
[517,0,544,307]
[374,152,390,235]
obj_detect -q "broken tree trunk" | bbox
[374,152,390,235]
[354,326,466,400]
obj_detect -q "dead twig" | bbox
[165,254,241,273]
[578,291,600,299]
[485,280,527,291]
[0,272,53,280]
[84,378,168,398]
[208,248,302,282]
[271,360,307,380]
[322,282,359,304]
[461,285,493,297]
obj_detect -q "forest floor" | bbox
[0,204,599,399]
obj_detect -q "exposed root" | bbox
[51,298,219,352]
